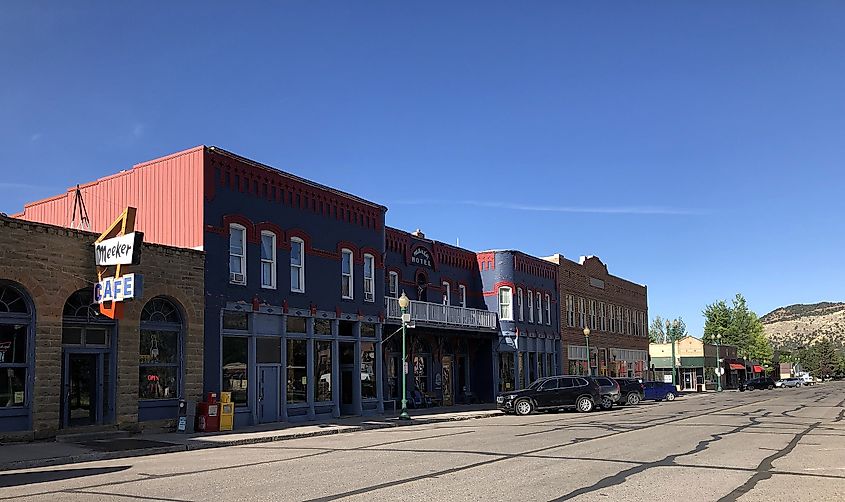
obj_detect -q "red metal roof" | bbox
[14,146,206,249]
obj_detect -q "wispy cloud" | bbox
[0,182,58,190]
[388,199,705,215]
[30,133,42,143]
[132,123,145,138]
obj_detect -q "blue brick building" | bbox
[478,250,561,393]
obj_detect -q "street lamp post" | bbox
[667,320,676,388]
[398,292,411,420]
[583,327,591,376]
[716,334,723,392]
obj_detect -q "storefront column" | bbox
[280,333,288,422]
[331,338,340,418]
[306,337,315,420]
[375,325,384,413]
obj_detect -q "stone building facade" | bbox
[0,215,204,439]
[545,254,649,378]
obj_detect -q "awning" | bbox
[729,363,745,370]
[752,365,764,373]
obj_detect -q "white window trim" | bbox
[363,253,375,303]
[589,299,596,330]
[545,294,551,325]
[442,281,450,306]
[617,306,623,334]
[290,237,305,293]
[609,304,615,332]
[499,286,513,321]
[567,294,575,327]
[599,302,606,332]
[527,290,534,323]
[341,248,354,300]
[517,288,524,321]
[459,284,466,308]
[260,231,277,289]
[388,271,399,298]
[229,223,246,285]
[536,292,542,325]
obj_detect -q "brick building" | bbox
[0,215,204,439]
[544,254,648,378]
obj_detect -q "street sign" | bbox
[715,367,724,376]
[401,313,411,323]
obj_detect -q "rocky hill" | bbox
[760,302,845,350]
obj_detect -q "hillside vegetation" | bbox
[761,302,845,350]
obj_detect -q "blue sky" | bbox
[2,2,843,335]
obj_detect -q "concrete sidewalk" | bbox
[0,405,502,472]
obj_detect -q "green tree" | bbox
[812,337,838,379]
[702,294,772,366]
[648,315,687,343]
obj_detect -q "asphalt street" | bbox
[1,383,844,501]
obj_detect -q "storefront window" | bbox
[140,298,183,400]
[256,337,281,364]
[568,359,588,376]
[499,353,515,392]
[139,330,178,399]
[338,320,356,337]
[223,311,249,331]
[0,285,30,408]
[286,316,306,335]
[361,323,375,338]
[314,319,332,336]
[413,355,428,392]
[314,341,332,402]
[361,342,377,399]
[386,355,399,399]
[222,336,248,406]
[287,339,307,403]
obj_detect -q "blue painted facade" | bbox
[478,250,561,392]
[382,228,496,404]
[202,148,387,426]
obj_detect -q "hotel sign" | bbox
[411,246,433,268]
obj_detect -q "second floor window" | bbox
[566,294,575,327]
[545,294,551,325]
[609,304,616,332]
[388,271,398,298]
[290,238,304,293]
[517,288,524,321]
[527,290,534,323]
[363,254,375,302]
[498,287,513,320]
[341,249,353,299]
[578,297,586,328]
[589,300,596,329]
[229,224,246,285]
[625,308,631,335]
[536,292,542,324]
[599,302,607,331]
[617,306,623,334]
[260,231,276,289]
[459,285,466,308]
[442,282,450,305]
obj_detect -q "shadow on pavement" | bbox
[0,465,131,488]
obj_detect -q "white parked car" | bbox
[799,374,815,386]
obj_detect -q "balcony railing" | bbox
[384,296,498,330]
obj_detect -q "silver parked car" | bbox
[778,377,803,388]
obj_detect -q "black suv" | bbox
[740,376,776,391]
[614,378,645,405]
[497,376,601,415]
[593,376,621,409]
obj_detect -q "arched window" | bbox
[139,297,183,400]
[63,288,109,321]
[0,282,33,414]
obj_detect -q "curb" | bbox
[0,411,503,472]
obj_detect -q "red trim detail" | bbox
[337,241,361,263]
[255,222,288,249]
[360,246,384,269]
[283,299,289,314]
[222,214,258,243]
[287,228,313,254]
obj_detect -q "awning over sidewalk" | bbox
[729,363,745,370]
[752,365,764,373]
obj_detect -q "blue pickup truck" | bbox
[643,381,681,401]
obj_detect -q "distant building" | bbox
[545,255,648,379]
[649,336,738,391]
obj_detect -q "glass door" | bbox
[66,353,98,427]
